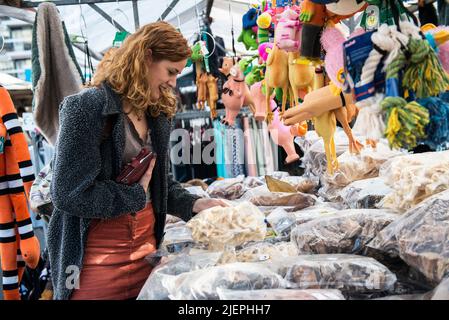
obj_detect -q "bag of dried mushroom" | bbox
[368,189,449,285]
[270,254,397,293]
[291,209,398,255]
[186,202,267,250]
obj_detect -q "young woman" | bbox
[48,21,227,300]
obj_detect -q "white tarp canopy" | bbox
[0,71,32,90]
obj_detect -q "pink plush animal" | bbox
[321,26,346,88]
[268,108,300,163]
[258,42,273,62]
[222,66,249,126]
[250,80,276,121]
[275,8,301,52]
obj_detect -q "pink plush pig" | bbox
[268,108,300,163]
[250,81,276,121]
[274,8,301,52]
[221,66,246,126]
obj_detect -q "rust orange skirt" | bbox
[70,202,156,300]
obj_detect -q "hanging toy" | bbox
[242,7,259,30]
[386,22,449,99]
[422,24,449,75]
[245,64,266,86]
[258,42,273,62]
[274,8,301,52]
[265,44,289,123]
[299,0,367,60]
[257,11,273,45]
[206,74,219,120]
[196,72,208,110]
[381,97,429,150]
[251,80,276,121]
[416,97,449,151]
[238,29,259,51]
[268,108,301,164]
[321,25,364,154]
[221,65,256,126]
[219,56,238,78]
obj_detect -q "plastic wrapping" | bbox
[274,254,397,293]
[266,208,297,236]
[280,175,320,194]
[368,189,449,285]
[250,192,316,209]
[243,176,265,189]
[322,142,404,189]
[167,262,288,300]
[186,202,267,250]
[339,177,393,209]
[431,277,449,300]
[291,204,340,225]
[29,161,53,216]
[378,151,449,212]
[291,209,398,255]
[207,175,246,200]
[217,288,345,300]
[138,251,223,300]
[161,226,195,253]
[217,241,299,264]
[185,186,210,198]
[299,129,349,177]
[165,214,183,225]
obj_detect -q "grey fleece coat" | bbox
[47,82,200,300]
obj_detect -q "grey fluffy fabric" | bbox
[32,2,83,145]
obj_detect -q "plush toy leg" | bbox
[0,196,20,300]
[4,148,40,270]
[281,86,288,113]
[266,83,274,124]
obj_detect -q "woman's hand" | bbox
[192,198,230,214]
[138,156,157,193]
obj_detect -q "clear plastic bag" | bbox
[161,226,195,254]
[243,176,265,189]
[217,288,345,300]
[138,251,223,300]
[291,209,398,255]
[266,208,297,236]
[165,214,183,225]
[322,141,404,189]
[186,202,267,250]
[167,262,288,300]
[185,186,210,198]
[218,241,299,264]
[368,189,449,285]
[378,150,449,212]
[339,177,393,209]
[280,175,320,194]
[291,204,340,225]
[250,192,316,209]
[274,254,397,293]
[207,175,246,200]
[431,277,449,300]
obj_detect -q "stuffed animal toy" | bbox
[242,7,259,30]
[268,108,301,164]
[321,25,363,154]
[245,64,266,86]
[238,29,259,51]
[196,72,208,110]
[257,11,273,45]
[222,65,255,126]
[265,44,289,123]
[299,0,367,59]
[0,88,40,300]
[274,8,301,52]
[206,74,219,119]
[251,80,276,121]
[219,56,238,78]
[288,51,316,107]
[258,42,273,62]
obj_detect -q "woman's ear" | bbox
[147,49,153,63]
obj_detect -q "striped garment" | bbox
[0,87,40,300]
